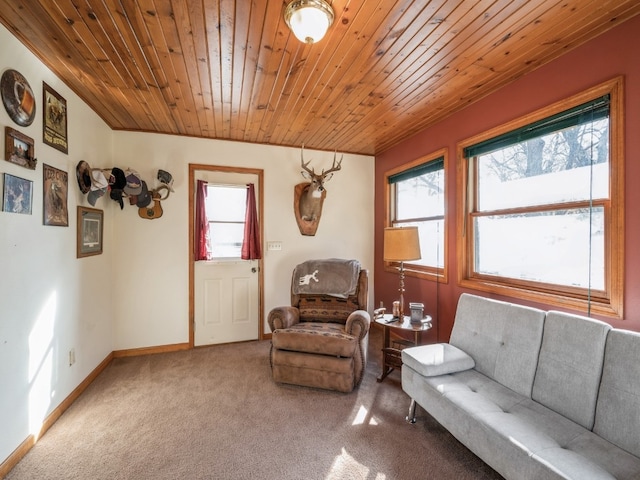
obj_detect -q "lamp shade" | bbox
[284,0,334,44]
[384,227,421,262]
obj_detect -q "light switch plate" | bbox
[267,241,282,251]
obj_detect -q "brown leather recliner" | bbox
[268,262,370,393]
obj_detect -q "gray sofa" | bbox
[402,293,640,480]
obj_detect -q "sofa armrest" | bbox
[268,306,300,331]
[402,343,475,377]
[345,309,371,340]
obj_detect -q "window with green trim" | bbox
[459,79,624,317]
[387,153,445,279]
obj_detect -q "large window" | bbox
[458,78,624,317]
[386,149,447,281]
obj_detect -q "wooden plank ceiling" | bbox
[0,1,638,156]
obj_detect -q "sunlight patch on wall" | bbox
[28,292,56,437]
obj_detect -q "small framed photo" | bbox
[43,82,68,154]
[2,173,32,214]
[4,126,36,169]
[43,163,68,226]
[77,206,103,258]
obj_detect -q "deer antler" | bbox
[300,144,316,176]
[153,184,171,201]
[322,151,343,176]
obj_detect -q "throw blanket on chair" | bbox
[293,259,360,298]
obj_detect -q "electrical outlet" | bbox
[69,348,75,366]
[267,241,282,251]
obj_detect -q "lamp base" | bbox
[398,261,406,317]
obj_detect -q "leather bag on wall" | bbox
[138,185,170,220]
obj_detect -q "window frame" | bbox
[385,148,448,283]
[457,77,624,318]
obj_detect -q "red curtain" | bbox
[195,180,211,261]
[241,183,262,260]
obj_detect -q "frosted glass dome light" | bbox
[285,0,334,44]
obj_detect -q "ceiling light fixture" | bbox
[284,0,334,45]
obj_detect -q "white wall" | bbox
[0,25,114,463]
[110,132,375,349]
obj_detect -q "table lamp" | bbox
[383,226,421,317]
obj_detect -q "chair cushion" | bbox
[272,322,357,357]
[297,295,360,323]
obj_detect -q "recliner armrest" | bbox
[268,306,300,331]
[345,310,371,340]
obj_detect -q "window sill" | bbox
[458,277,622,319]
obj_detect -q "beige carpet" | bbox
[6,327,503,480]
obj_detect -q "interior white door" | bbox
[194,258,259,345]
[193,171,260,346]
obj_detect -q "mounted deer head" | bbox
[294,145,343,235]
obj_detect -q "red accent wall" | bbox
[375,15,640,340]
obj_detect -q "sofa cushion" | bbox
[594,329,640,458]
[423,369,527,415]
[532,311,610,430]
[403,366,640,480]
[402,343,475,377]
[272,322,356,357]
[531,432,640,480]
[476,396,640,480]
[449,294,546,398]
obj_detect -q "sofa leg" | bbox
[406,399,417,424]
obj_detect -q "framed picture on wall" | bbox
[2,173,32,214]
[42,82,68,154]
[77,206,103,258]
[0,69,36,127]
[4,126,36,169]
[43,163,68,226]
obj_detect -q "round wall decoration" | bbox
[1,69,36,127]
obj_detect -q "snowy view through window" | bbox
[206,185,246,258]
[395,166,445,269]
[473,117,609,290]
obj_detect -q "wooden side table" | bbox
[375,313,432,382]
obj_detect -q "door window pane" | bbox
[206,186,246,221]
[209,222,245,258]
[206,185,246,258]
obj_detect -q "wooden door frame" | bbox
[188,163,265,348]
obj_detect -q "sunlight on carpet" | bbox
[351,405,378,426]
[327,447,383,480]
[5,329,505,480]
